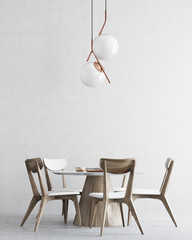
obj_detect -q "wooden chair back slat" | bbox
[26,158,43,173]
[100,158,135,174]
[25,158,43,196]
[160,158,174,195]
[100,158,135,199]
[25,158,47,197]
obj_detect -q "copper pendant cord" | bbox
[87,0,110,84]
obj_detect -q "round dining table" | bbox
[53,170,123,227]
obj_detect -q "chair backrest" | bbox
[44,158,67,171]
[100,158,136,199]
[43,158,68,190]
[160,158,174,195]
[25,158,47,197]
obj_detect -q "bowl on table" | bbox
[76,167,86,172]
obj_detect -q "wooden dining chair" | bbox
[20,158,82,232]
[128,158,177,227]
[89,158,144,236]
[43,158,82,223]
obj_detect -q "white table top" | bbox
[53,170,143,176]
[53,171,104,176]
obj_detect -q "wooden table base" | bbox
[74,175,122,227]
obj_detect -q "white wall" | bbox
[0,0,192,218]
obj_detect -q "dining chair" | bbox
[43,158,82,223]
[128,158,177,227]
[20,158,82,232]
[89,158,144,236]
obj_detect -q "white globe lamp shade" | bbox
[80,62,105,87]
[93,34,119,60]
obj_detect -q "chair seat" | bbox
[132,188,160,195]
[114,187,160,195]
[89,191,125,199]
[48,190,80,196]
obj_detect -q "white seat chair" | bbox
[20,158,81,231]
[89,158,144,236]
[43,158,82,223]
[128,158,177,227]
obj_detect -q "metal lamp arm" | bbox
[87,0,108,62]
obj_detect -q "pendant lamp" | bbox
[81,62,105,87]
[80,0,119,87]
[93,34,119,60]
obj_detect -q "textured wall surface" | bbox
[0,0,192,217]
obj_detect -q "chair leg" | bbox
[128,195,136,226]
[100,200,108,237]
[36,203,42,219]
[73,196,82,228]
[119,203,125,227]
[63,199,69,224]
[20,196,41,227]
[128,200,144,235]
[90,199,98,228]
[161,196,177,227]
[34,197,47,232]
[127,208,131,226]
[62,200,64,216]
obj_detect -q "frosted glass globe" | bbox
[80,62,105,87]
[93,34,119,60]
